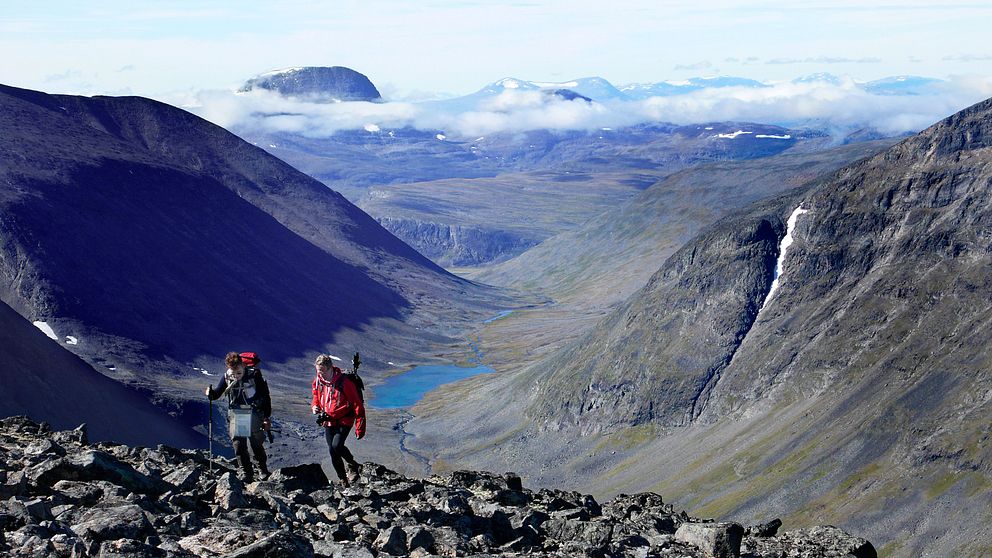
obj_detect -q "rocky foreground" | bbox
[0,417,874,557]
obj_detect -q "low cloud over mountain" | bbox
[175,73,992,139]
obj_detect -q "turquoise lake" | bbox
[368,364,494,409]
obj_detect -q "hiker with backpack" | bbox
[206,352,272,482]
[312,354,365,487]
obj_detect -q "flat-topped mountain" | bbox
[240,66,382,102]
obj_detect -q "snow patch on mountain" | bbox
[716,130,753,139]
[33,321,57,341]
[762,206,810,307]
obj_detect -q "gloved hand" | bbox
[262,417,271,432]
[204,387,211,397]
[311,405,319,415]
[355,425,366,440]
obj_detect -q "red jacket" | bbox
[312,367,366,437]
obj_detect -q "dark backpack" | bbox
[232,352,271,417]
[335,352,365,403]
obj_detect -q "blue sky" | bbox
[3,1,991,99]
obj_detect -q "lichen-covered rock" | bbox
[98,537,167,557]
[742,525,877,558]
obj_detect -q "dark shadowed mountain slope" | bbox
[240,66,382,102]
[0,84,495,381]
[0,299,201,447]
[409,98,992,557]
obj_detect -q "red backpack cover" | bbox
[239,352,260,368]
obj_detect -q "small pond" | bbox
[368,364,494,409]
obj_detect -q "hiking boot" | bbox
[339,476,351,488]
[258,463,270,480]
[240,464,255,483]
[346,461,361,482]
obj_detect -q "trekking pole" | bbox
[352,352,361,374]
[207,393,213,473]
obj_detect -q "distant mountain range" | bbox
[231,68,940,269]
[241,67,951,106]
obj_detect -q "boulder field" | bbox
[0,416,873,557]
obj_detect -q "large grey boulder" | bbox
[97,538,166,557]
[675,521,745,558]
[271,463,329,492]
[29,450,169,494]
[70,504,155,545]
[178,526,257,556]
[163,463,202,492]
[543,517,614,548]
[225,530,314,558]
[214,472,248,510]
[373,525,408,555]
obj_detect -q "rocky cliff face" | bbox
[376,217,540,267]
[240,67,382,102]
[0,416,875,557]
[533,208,787,433]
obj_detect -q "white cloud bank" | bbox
[173,74,992,140]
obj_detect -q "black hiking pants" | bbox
[324,424,359,481]
[232,431,267,480]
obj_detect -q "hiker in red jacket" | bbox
[312,354,365,486]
